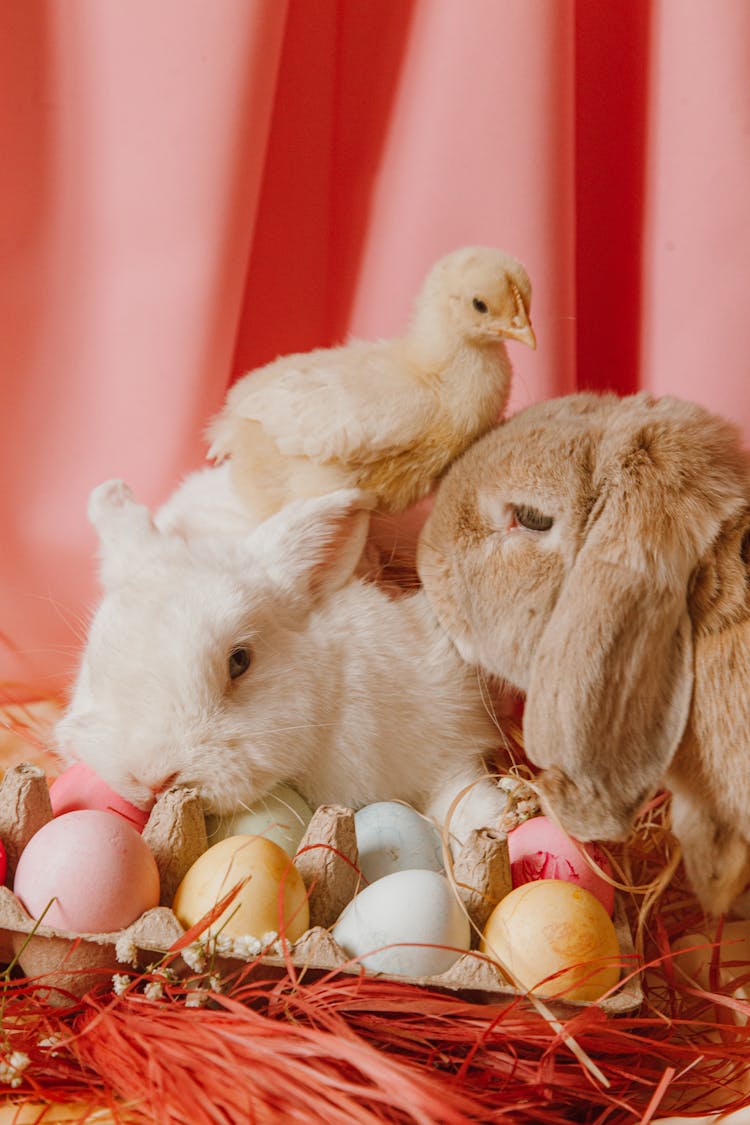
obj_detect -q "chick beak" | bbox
[499,318,536,350]
[497,283,536,349]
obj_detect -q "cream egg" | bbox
[481,879,621,1002]
[332,868,470,977]
[172,834,309,941]
[13,810,160,933]
[507,815,615,915]
[354,801,444,883]
[205,784,313,858]
[672,921,750,1024]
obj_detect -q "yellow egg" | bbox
[172,834,309,941]
[480,879,621,1002]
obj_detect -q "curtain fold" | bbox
[640,0,750,411]
[1,0,748,693]
[1,0,287,692]
[574,0,651,395]
[331,0,577,411]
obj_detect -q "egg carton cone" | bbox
[0,763,642,1013]
[0,764,193,1000]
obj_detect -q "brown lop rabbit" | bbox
[417,391,750,915]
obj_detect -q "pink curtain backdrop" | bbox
[2,0,749,696]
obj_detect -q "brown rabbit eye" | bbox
[513,505,554,532]
[228,646,252,680]
[472,297,489,314]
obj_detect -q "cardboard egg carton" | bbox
[0,763,642,1013]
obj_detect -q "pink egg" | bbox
[0,837,6,885]
[13,810,160,933]
[507,815,615,915]
[50,760,149,831]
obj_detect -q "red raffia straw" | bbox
[2,940,750,1125]
[167,880,249,954]
[3,700,750,1122]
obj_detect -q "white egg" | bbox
[354,801,444,883]
[205,784,313,857]
[332,868,470,977]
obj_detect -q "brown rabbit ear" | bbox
[666,507,750,914]
[524,394,749,842]
[525,562,694,841]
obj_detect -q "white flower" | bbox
[115,935,139,967]
[38,1035,62,1057]
[233,935,262,959]
[144,981,164,1001]
[0,1051,30,1088]
[181,942,207,973]
[146,965,176,983]
[185,989,208,1008]
[112,974,131,996]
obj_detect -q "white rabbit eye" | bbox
[228,646,252,680]
[513,505,554,532]
[472,297,489,314]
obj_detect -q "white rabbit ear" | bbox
[88,479,161,588]
[251,488,376,607]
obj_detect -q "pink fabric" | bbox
[2,0,749,693]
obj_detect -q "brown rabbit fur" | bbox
[417,391,750,915]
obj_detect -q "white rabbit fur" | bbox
[55,469,506,844]
[154,462,254,541]
[417,391,750,915]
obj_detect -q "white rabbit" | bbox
[55,475,506,844]
[417,391,750,914]
[154,462,255,541]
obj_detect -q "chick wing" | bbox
[209,339,436,466]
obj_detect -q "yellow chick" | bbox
[207,246,535,519]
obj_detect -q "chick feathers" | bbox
[207,246,535,518]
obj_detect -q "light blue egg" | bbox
[354,801,444,883]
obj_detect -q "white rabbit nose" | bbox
[148,772,179,800]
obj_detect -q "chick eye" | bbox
[472,297,489,314]
[228,646,252,680]
[513,505,554,532]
